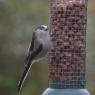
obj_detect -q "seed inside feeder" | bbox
[49,0,87,89]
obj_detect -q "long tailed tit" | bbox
[18,25,51,92]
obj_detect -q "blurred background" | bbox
[0,0,94,95]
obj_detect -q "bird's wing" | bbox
[25,32,36,66]
[18,44,43,93]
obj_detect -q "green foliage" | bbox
[0,0,94,95]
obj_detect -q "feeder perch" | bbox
[42,0,90,95]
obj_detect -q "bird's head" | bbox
[36,25,48,31]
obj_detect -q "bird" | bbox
[18,25,51,92]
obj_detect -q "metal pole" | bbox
[42,0,90,95]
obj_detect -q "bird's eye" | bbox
[40,26,44,30]
[45,28,48,31]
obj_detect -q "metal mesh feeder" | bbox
[42,0,90,95]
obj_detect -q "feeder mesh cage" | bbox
[48,0,88,89]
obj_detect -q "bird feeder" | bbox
[42,0,90,95]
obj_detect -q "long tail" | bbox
[18,61,33,92]
[18,44,43,93]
